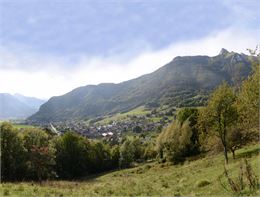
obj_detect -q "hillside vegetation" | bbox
[1,144,259,197]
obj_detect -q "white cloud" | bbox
[0,27,259,99]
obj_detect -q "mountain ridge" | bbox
[0,93,45,120]
[28,49,255,123]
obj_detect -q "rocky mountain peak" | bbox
[219,48,229,56]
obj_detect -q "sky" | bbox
[0,0,259,99]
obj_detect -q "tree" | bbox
[176,108,200,155]
[236,61,259,136]
[202,83,237,164]
[132,125,142,133]
[227,127,251,159]
[119,138,135,168]
[28,145,56,182]
[156,119,197,164]
[54,132,91,179]
[22,128,55,181]
[143,142,157,160]
[110,145,120,169]
[119,137,143,168]
[90,141,111,172]
[0,122,26,181]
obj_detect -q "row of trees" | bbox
[157,60,259,164]
[1,124,116,181]
[1,122,158,181]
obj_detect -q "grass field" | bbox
[12,124,36,129]
[95,106,151,125]
[1,144,259,196]
[0,121,36,129]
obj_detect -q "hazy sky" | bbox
[0,0,259,99]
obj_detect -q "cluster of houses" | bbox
[46,114,173,140]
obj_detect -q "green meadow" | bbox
[1,144,259,197]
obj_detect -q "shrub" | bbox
[196,179,211,187]
[218,159,259,194]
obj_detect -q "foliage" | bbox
[0,122,26,181]
[236,61,259,135]
[177,108,198,125]
[119,137,144,168]
[53,132,91,179]
[2,144,259,196]
[89,141,113,173]
[200,82,237,164]
[119,138,135,168]
[156,119,199,164]
[219,159,259,195]
[143,142,157,160]
[132,125,142,133]
[21,128,56,181]
[177,108,200,155]
[226,127,253,159]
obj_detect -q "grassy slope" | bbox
[93,106,151,125]
[12,124,36,129]
[1,144,259,197]
[93,105,176,125]
[0,122,36,129]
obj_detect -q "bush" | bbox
[196,179,211,187]
[219,159,259,194]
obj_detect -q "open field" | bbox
[0,122,36,129]
[93,105,176,125]
[94,106,152,125]
[12,124,36,129]
[1,144,259,197]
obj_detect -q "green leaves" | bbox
[236,62,259,132]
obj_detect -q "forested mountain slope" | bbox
[28,49,255,123]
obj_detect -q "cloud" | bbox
[0,27,259,99]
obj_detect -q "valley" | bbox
[1,1,259,196]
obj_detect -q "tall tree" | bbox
[236,61,259,135]
[54,132,91,179]
[22,128,55,181]
[202,83,237,164]
[0,122,26,181]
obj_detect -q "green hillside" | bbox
[1,144,259,197]
[28,50,256,124]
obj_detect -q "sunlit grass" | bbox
[95,106,151,125]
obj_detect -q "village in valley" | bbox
[33,106,176,141]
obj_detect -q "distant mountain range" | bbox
[0,93,45,120]
[28,49,256,123]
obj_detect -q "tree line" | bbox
[1,122,158,181]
